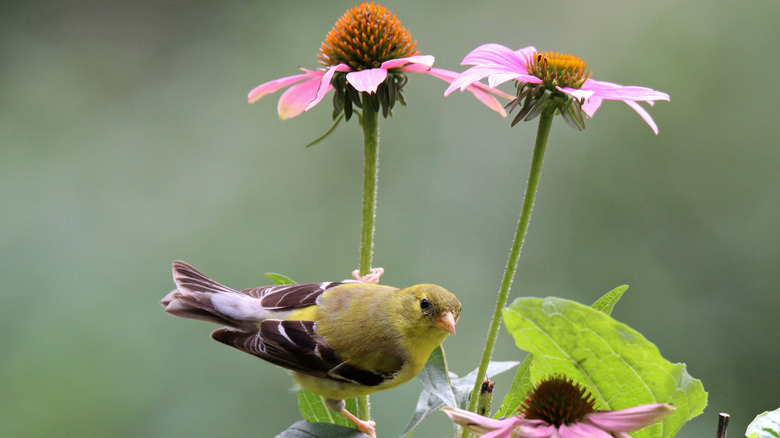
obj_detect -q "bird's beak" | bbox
[435,311,457,335]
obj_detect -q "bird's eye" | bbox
[420,298,430,310]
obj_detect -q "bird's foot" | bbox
[339,407,377,437]
[351,267,384,284]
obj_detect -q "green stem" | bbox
[467,107,554,415]
[359,96,379,278]
[357,94,380,422]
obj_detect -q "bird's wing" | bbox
[167,261,348,331]
[211,320,395,387]
[172,260,345,308]
[251,282,345,309]
[172,260,239,296]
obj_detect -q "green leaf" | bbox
[496,286,628,418]
[591,285,628,316]
[275,420,370,438]
[296,390,356,429]
[400,385,447,438]
[417,346,457,407]
[400,347,516,438]
[503,297,707,438]
[449,361,518,410]
[494,354,533,419]
[265,272,296,285]
[747,408,780,438]
[400,347,454,437]
[305,113,345,148]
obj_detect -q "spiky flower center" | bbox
[526,51,592,89]
[318,2,420,70]
[519,375,597,426]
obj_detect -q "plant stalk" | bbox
[467,106,555,414]
[357,94,380,422]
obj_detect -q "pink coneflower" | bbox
[443,375,675,438]
[248,3,511,120]
[445,44,669,133]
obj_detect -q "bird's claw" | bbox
[352,267,384,284]
[338,407,377,437]
[358,419,377,438]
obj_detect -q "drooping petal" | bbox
[585,404,675,432]
[276,75,322,120]
[480,417,528,438]
[558,422,613,438]
[383,54,435,70]
[464,86,509,117]
[487,72,541,89]
[443,44,536,95]
[443,67,495,94]
[511,420,558,438]
[557,87,595,102]
[247,69,321,104]
[570,84,664,135]
[305,64,351,111]
[461,44,534,72]
[444,66,538,95]
[623,100,660,134]
[441,407,513,435]
[346,68,388,93]
[427,67,512,117]
[580,95,603,118]
[583,79,670,102]
[398,62,434,73]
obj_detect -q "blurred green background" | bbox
[2,1,778,437]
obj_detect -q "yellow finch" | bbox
[160,261,460,437]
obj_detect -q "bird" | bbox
[160,261,461,437]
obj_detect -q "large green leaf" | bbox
[493,353,532,419]
[275,420,369,438]
[503,297,707,438]
[590,285,628,315]
[746,408,780,438]
[495,286,628,418]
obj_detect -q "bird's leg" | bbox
[351,267,384,284]
[338,406,377,437]
[325,398,377,437]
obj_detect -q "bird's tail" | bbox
[160,261,260,332]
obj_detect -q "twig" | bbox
[716,413,730,438]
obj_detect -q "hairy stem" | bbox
[467,107,554,414]
[357,94,380,422]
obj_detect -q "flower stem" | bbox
[357,94,380,422]
[359,96,380,278]
[467,106,554,415]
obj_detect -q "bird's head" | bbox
[406,284,461,336]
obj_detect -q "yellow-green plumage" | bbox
[292,283,459,399]
[161,261,460,437]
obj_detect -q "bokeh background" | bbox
[2,1,778,437]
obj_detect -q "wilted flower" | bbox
[445,44,669,133]
[443,375,675,438]
[248,2,511,120]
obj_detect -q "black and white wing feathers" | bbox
[164,261,395,386]
[211,321,394,387]
[163,261,345,331]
